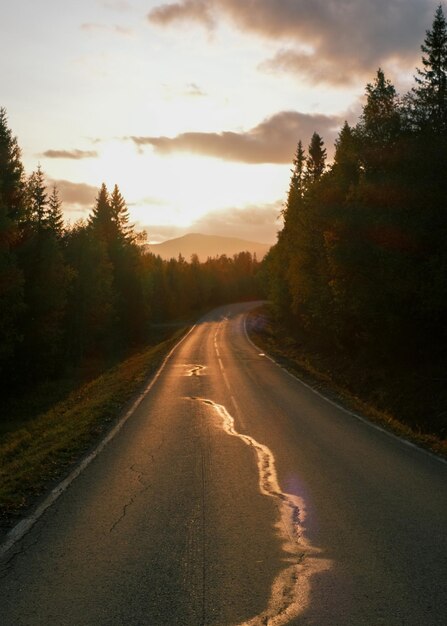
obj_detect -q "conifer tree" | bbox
[110,184,133,241]
[413,4,447,133]
[0,108,26,224]
[290,141,306,199]
[284,140,306,219]
[357,69,402,181]
[306,132,326,184]
[18,166,71,376]
[89,183,115,243]
[47,185,64,237]
[27,165,48,230]
[0,108,24,373]
[64,221,115,360]
[332,122,359,188]
[361,69,401,145]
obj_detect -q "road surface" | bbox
[1,302,446,625]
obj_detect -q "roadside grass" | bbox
[248,305,447,460]
[0,327,188,526]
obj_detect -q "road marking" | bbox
[230,394,246,429]
[222,371,230,391]
[0,324,198,560]
[243,315,447,466]
[231,394,240,413]
[213,333,219,352]
[190,397,330,625]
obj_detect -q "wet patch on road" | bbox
[188,396,331,626]
[184,365,207,377]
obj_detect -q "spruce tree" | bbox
[110,184,133,242]
[0,107,26,224]
[27,165,48,230]
[306,132,326,184]
[361,69,401,145]
[47,185,64,237]
[18,166,71,377]
[413,4,447,133]
[89,183,115,243]
[332,121,359,188]
[0,108,25,375]
[284,140,306,217]
[357,69,402,180]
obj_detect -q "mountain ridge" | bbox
[145,232,271,261]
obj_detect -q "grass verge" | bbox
[247,305,447,460]
[0,326,188,528]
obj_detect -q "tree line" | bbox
[0,115,261,392]
[263,6,447,435]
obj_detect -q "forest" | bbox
[263,6,447,437]
[2,6,447,440]
[0,119,261,400]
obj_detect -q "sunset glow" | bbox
[2,0,437,242]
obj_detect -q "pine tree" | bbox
[0,198,24,374]
[47,185,64,237]
[413,4,447,133]
[64,222,115,360]
[306,132,326,184]
[110,184,133,242]
[0,108,25,375]
[357,69,402,180]
[290,140,306,197]
[361,69,401,145]
[27,165,48,230]
[89,183,115,243]
[332,121,359,188]
[0,107,26,224]
[18,166,71,377]
[283,140,306,218]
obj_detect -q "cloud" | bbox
[148,0,433,85]
[81,22,134,36]
[260,50,362,87]
[143,224,186,244]
[161,82,207,100]
[130,195,168,207]
[193,202,282,243]
[184,82,206,97]
[142,201,282,244]
[128,110,340,163]
[101,1,132,10]
[149,0,215,29]
[49,180,98,208]
[42,149,98,160]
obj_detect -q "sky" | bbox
[1,0,440,243]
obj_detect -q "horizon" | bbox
[1,0,439,243]
[147,231,271,245]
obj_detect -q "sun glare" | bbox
[86,142,289,229]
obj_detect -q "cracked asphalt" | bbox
[0,302,446,625]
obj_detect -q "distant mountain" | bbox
[145,233,271,261]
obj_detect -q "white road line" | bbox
[231,394,240,413]
[222,371,230,390]
[243,315,447,466]
[0,324,198,559]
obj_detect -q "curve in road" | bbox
[0,302,446,625]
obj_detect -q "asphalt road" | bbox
[1,302,446,625]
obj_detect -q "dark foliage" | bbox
[0,112,262,411]
[263,7,447,437]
